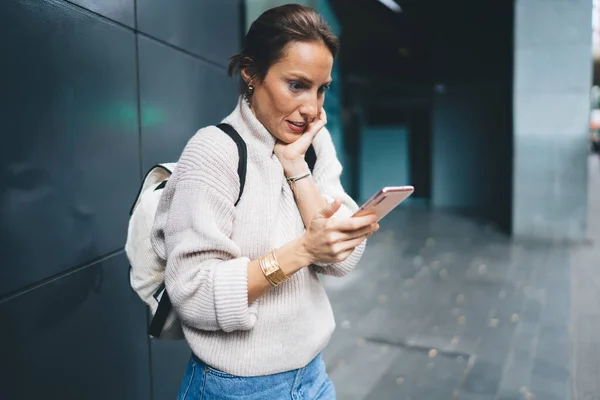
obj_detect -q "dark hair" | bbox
[228,4,339,95]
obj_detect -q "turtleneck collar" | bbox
[223,96,277,158]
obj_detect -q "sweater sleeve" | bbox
[310,127,367,277]
[151,127,258,332]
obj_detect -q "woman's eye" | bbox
[319,85,330,94]
[289,81,304,92]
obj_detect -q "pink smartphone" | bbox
[353,186,414,221]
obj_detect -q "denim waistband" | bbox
[191,352,323,379]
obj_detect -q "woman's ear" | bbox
[240,57,259,87]
[241,67,252,85]
[241,68,258,88]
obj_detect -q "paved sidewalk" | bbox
[571,155,600,400]
[321,156,600,400]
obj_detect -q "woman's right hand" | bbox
[302,200,379,265]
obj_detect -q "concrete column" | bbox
[513,0,593,240]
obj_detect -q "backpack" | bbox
[126,123,317,339]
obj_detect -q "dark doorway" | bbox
[408,105,432,200]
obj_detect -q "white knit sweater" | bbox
[151,97,366,377]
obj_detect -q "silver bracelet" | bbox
[286,171,311,184]
[286,172,311,199]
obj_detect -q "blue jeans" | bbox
[177,353,336,400]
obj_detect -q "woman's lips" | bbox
[287,121,306,133]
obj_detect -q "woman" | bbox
[151,4,379,399]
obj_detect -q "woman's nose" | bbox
[299,97,319,121]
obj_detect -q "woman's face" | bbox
[244,41,333,144]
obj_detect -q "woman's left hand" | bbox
[274,108,327,175]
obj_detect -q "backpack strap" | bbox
[217,123,247,206]
[306,144,317,172]
[148,283,171,338]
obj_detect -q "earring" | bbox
[245,84,254,105]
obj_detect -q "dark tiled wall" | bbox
[0,0,242,398]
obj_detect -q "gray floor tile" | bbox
[328,342,402,400]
